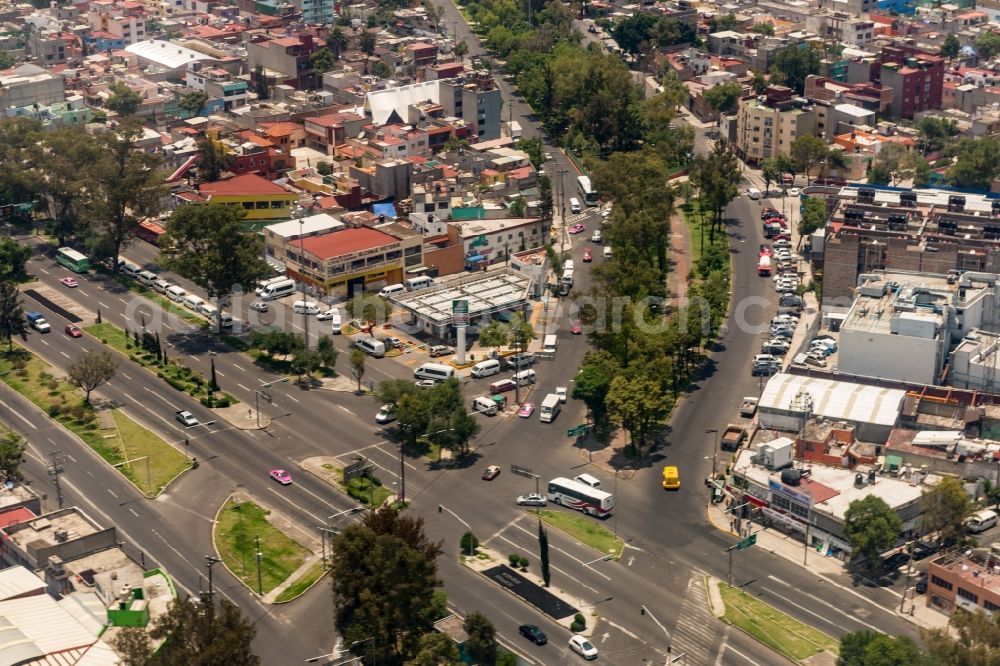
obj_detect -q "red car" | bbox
[569,223,586,234]
[571,320,583,334]
[64,324,83,338]
[269,469,292,485]
[582,248,593,262]
[482,465,501,480]
[759,245,772,256]
[60,276,79,288]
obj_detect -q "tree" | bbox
[147,596,259,665]
[750,71,767,94]
[922,608,1000,665]
[316,335,339,369]
[605,375,664,447]
[752,23,775,36]
[478,319,510,354]
[940,33,960,59]
[538,521,550,587]
[948,137,1000,189]
[0,237,31,282]
[790,134,829,184]
[0,432,25,481]
[105,82,142,116]
[0,282,27,353]
[87,124,166,272]
[31,127,97,246]
[409,632,460,666]
[111,626,152,666]
[572,352,616,424]
[909,153,932,187]
[178,90,209,118]
[702,81,742,121]
[350,348,366,393]
[163,204,270,332]
[916,116,958,154]
[359,30,377,74]
[331,511,441,665]
[0,52,13,69]
[310,48,336,74]
[345,291,392,328]
[446,406,480,456]
[975,31,1000,60]
[195,137,232,183]
[843,495,901,566]
[869,143,912,186]
[463,612,498,666]
[769,44,820,95]
[67,350,118,402]
[454,41,469,62]
[538,174,554,220]
[291,347,322,379]
[253,64,269,99]
[373,60,393,79]
[920,476,972,547]
[761,157,782,195]
[798,197,827,239]
[838,630,930,666]
[517,136,545,170]
[328,26,349,61]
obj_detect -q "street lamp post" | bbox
[204,555,221,602]
[641,604,672,655]
[298,211,310,350]
[438,504,474,556]
[705,428,719,508]
[254,377,289,428]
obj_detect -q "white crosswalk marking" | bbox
[670,572,721,664]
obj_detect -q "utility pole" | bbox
[204,555,221,602]
[256,535,263,595]
[640,605,672,655]
[47,450,65,509]
[705,429,719,509]
[298,211,310,350]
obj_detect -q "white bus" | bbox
[577,175,598,207]
[547,477,614,517]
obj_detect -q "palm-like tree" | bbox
[329,26,348,61]
[454,41,469,63]
[359,30,377,74]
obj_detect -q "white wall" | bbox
[838,328,941,384]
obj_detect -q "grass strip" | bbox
[274,560,326,603]
[535,509,624,560]
[719,584,839,661]
[215,499,310,595]
[0,349,188,496]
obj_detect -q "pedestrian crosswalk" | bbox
[670,572,721,664]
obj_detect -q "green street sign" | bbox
[566,425,588,437]
[735,534,757,550]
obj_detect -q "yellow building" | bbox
[177,173,298,225]
[736,86,818,165]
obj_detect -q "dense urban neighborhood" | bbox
[7,0,1000,662]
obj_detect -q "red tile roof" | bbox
[200,173,287,196]
[301,227,399,260]
[260,121,302,136]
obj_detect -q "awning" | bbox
[885,454,903,471]
[762,507,806,534]
[466,254,485,263]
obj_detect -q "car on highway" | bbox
[569,635,598,660]
[175,410,199,427]
[269,469,292,485]
[250,301,269,312]
[60,276,79,288]
[482,465,501,480]
[569,223,586,234]
[518,402,535,418]
[571,320,583,335]
[582,248,593,262]
[590,229,602,243]
[375,404,396,424]
[519,624,548,645]
[64,324,83,338]
[516,493,547,506]
[25,312,50,333]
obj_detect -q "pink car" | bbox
[269,469,292,485]
[518,402,535,418]
[60,276,79,288]
[569,223,586,234]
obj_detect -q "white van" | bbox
[543,334,558,354]
[603,246,613,260]
[152,279,172,294]
[471,396,498,416]
[406,276,434,291]
[564,260,574,272]
[471,359,501,379]
[414,362,455,382]
[574,473,602,489]
[570,197,581,214]
[259,278,296,301]
[513,368,536,386]
[120,261,141,277]
[561,268,574,287]
[330,308,343,334]
[199,302,217,319]
[183,294,205,312]
[539,393,561,423]
[166,285,187,302]
[255,276,286,295]
[748,187,762,200]
[356,338,386,358]
[967,509,999,534]
[293,300,320,315]
[379,284,405,298]
[137,270,158,286]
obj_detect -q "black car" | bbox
[882,551,911,571]
[519,624,547,645]
[915,576,928,594]
[912,540,940,560]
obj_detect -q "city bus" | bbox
[56,247,89,273]
[547,477,614,517]
[577,175,598,207]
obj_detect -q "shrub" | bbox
[460,531,479,554]
[518,555,528,569]
[215,397,231,408]
[164,376,187,392]
[47,403,61,417]
[571,618,585,632]
[509,554,519,566]
[200,397,213,407]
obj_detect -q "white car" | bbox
[773,239,792,248]
[753,354,781,366]
[772,315,799,326]
[516,493,547,506]
[250,301,269,312]
[375,404,396,424]
[789,187,801,196]
[590,229,602,243]
[569,635,598,660]
[175,410,199,427]
[316,309,335,320]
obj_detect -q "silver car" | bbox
[516,493,547,506]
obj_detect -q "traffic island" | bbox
[534,509,624,560]
[299,456,397,509]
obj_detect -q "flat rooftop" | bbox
[392,268,533,324]
[6,511,100,551]
[458,217,539,239]
[843,274,950,335]
[761,373,906,428]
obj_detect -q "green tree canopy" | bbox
[916,116,958,154]
[948,136,1000,189]
[178,90,209,117]
[105,82,143,116]
[843,495,902,565]
[463,612,498,665]
[920,476,972,546]
[798,197,827,238]
[940,33,960,59]
[702,81,742,117]
[975,31,1000,60]
[769,44,821,95]
[838,630,931,666]
[790,134,829,183]
[922,608,1000,665]
[0,282,27,352]
[67,350,118,402]
[310,47,336,74]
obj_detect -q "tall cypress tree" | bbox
[539,521,550,587]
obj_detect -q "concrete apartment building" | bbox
[847,45,943,119]
[438,73,503,142]
[87,0,147,46]
[735,85,818,164]
[247,34,322,91]
[297,0,333,25]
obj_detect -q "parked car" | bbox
[269,469,292,485]
[773,239,792,248]
[753,354,781,366]
[375,404,396,424]
[504,353,536,370]
[519,624,548,645]
[882,551,911,571]
[752,364,779,377]
[250,301,269,312]
[428,344,453,358]
[912,540,940,560]
[569,635,598,660]
[414,380,437,388]
[176,410,199,427]
[763,338,791,352]
[915,576,928,594]
[590,229,603,243]
[772,315,799,326]
[789,187,801,196]
[516,493,547,506]
[316,309,336,320]
[482,465,501,480]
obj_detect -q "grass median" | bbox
[535,509,624,559]
[720,583,839,661]
[274,560,326,603]
[0,349,189,496]
[215,499,311,595]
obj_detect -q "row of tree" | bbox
[375,377,481,457]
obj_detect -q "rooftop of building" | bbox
[930,549,1000,599]
[842,272,950,335]
[4,509,101,551]
[299,226,400,260]
[392,268,533,324]
[760,372,907,428]
[264,213,344,239]
[456,217,540,239]
[199,172,292,197]
[125,39,215,69]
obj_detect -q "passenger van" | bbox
[137,270,158,286]
[471,396,498,416]
[543,334,558,354]
[356,338,386,358]
[152,279,172,294]
[379,284,405,298]
[120,261,141,277]
[470,359,501,379]
[489,378,517,395]
[259,278,296,301]
[330,308,343,334]
[255,276,285,295]
[406,276,434,291]
[539,393,561,423]
[570,198,581,214]
[564,260,575,272]
[166,285,187,302]
[747,187,762,200]
[574,473,601,489]
[967,509,998,533]
[513,369,536,386]
[183,294,205,312]
[293,300,320,315]
[414,362,455,382]
[603,246,613,260]
[561,269,574,287]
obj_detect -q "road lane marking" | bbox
[129,508,139,517]
[60,351,70,359]
[78,289,89,297]
[0,400,37,429]
[237,383,250,392]
[232,363,246,371]
[760,582,853,632]
[216,371,225,377]
[122,372,132,380]
[497,535,600,593]
[108,489,118,498]
[508,520,612,581]
[189,356,199,362]
[151,528,237,605]
[118,297,128,305]
[287,394,300,403]
[266,487,326,524]
[39,339,49,346]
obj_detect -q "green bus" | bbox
[56,247,89,273]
